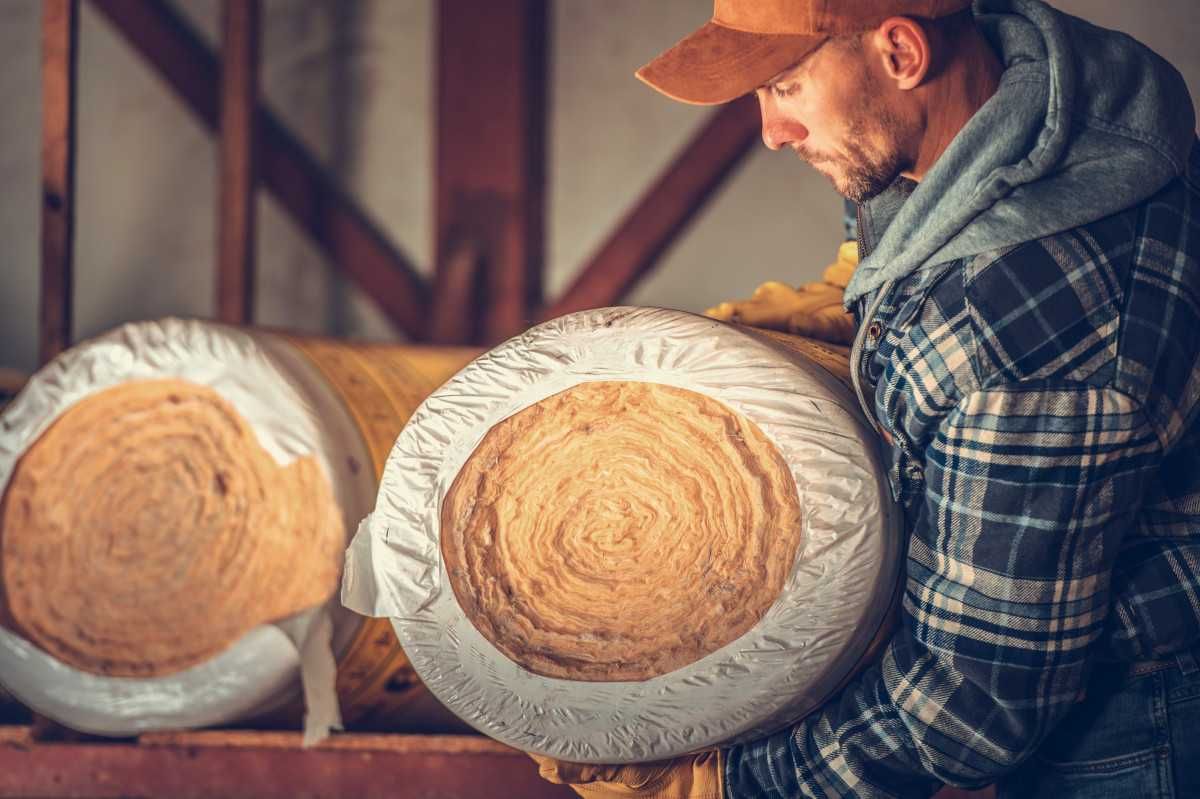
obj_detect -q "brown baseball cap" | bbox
[637,0,973,106]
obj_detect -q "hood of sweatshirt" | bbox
[843,0,1196,303]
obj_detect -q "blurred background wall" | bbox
[1,0,1198,373]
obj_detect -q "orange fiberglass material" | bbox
[0,379,342,678]
[0,318,478,737]
[441,380,803,682]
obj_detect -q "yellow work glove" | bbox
[529,749,724,799]
[705,241,859,346]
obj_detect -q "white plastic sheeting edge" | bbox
[343,307,900,763]
[0,318,376,741]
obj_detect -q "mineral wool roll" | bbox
[0,379,342,677]
[0,318,475,738]
[343,307,902,764]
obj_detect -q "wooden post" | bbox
[541,95,761,320]
[216,0,261,325]
[40,0,79,364]
[435,0,547,344]
[428,240,481,345]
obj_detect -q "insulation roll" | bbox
[280,337,481,733]
[343,307,902,763]
[1,379,344,678]
[0,318,478,737]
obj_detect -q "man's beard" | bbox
[797,91,909,203]
[801,146,897,203]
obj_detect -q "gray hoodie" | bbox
[843,0,1197,304]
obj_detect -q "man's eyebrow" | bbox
[760,38,833,89]
[761,64,800,90]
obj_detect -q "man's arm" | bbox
[725,380,1161,798]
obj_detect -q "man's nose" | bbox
[757,92,808,151]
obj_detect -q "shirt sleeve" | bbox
[723,380,1162,798]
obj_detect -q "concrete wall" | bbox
[1,0,1197,373]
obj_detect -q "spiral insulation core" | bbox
[440,380,803,682]
[0,379,343,678]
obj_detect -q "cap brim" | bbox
[636,21,827,106]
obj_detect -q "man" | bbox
[536,0,1200,797]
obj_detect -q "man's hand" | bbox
[529,749,724,799]
[705,241,859,346]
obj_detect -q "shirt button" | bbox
[867,321,883,342]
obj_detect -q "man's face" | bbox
[755,37,912,203]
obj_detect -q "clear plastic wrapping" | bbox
[0,318,376,739]
[343,307,900,762]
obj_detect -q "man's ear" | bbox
[872,17,930,91]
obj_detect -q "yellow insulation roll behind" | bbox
[282,337,481,731]
[0,318,477,737]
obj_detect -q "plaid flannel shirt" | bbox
[724,144,1200,797]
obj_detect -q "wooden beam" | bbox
[428,240,481,345]
[540,95,761,321]
[89,0,430,340]
[0,728,574,799]
[435,0,546,345]
[216,0,260,325]
[40,0,79,364]
[0,725,995,799]
[0,723,994,799]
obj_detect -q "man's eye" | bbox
[771,83,796,99]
